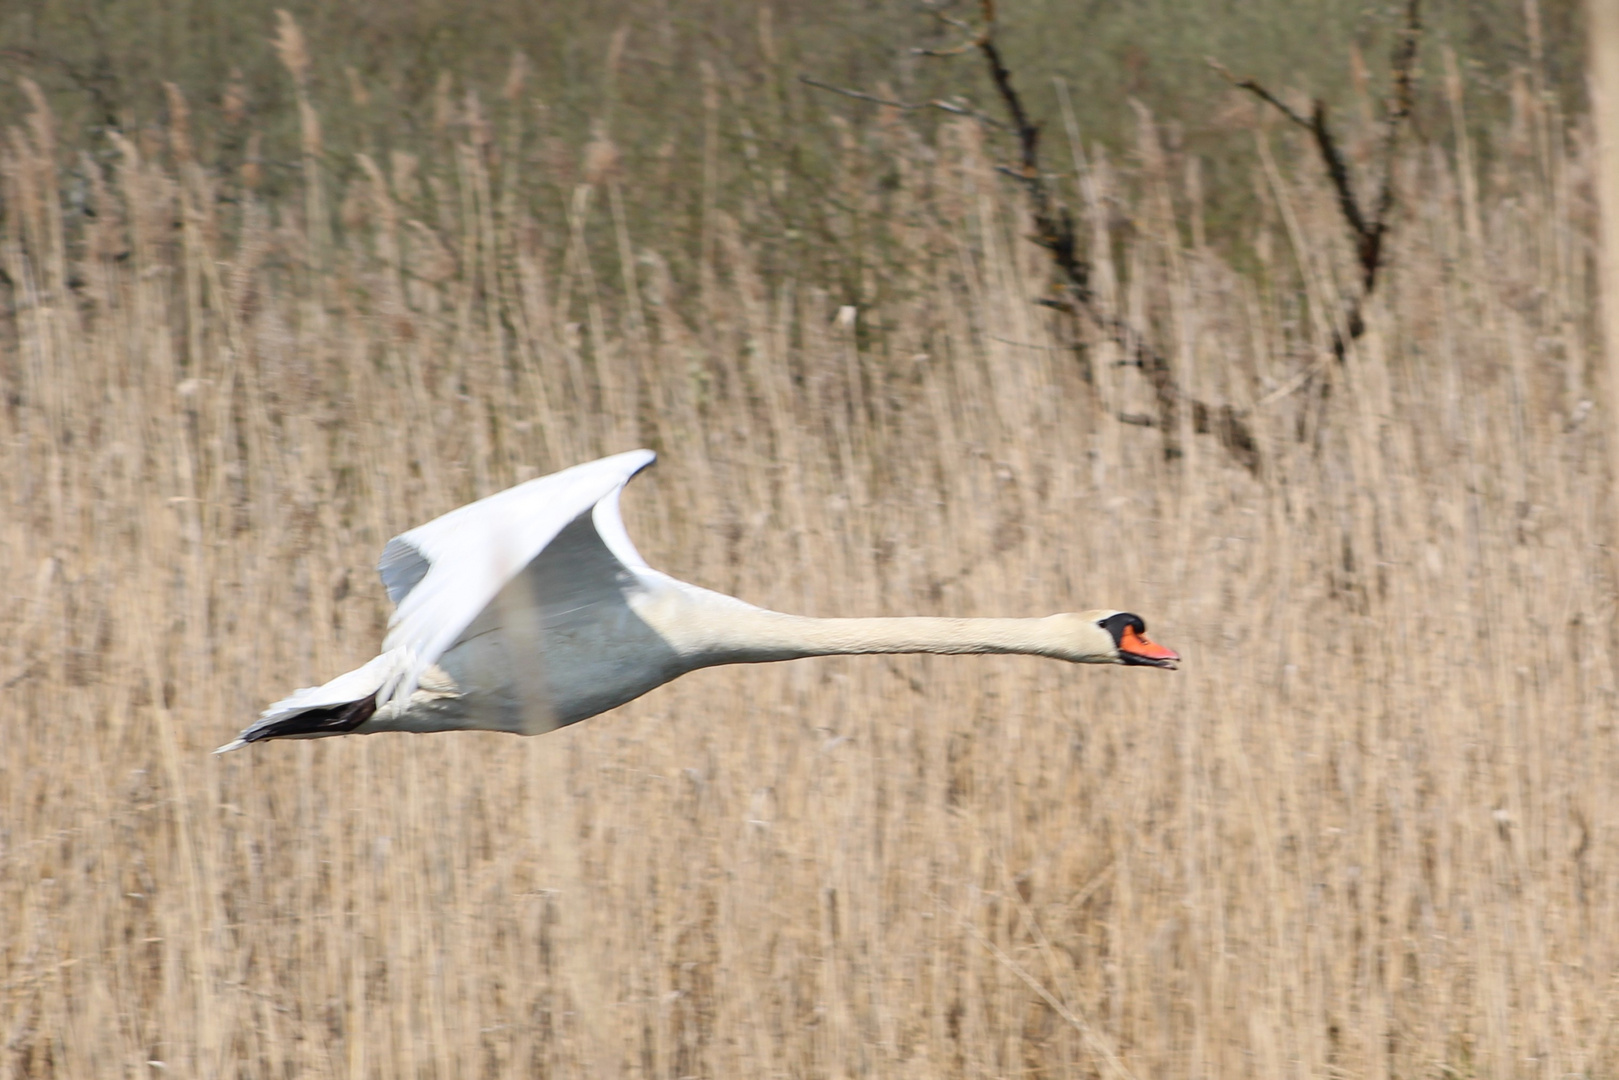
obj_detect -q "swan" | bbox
[217,450,1177,752]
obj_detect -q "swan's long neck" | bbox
[646,587,1101,667]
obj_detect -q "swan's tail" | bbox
[216,651,410,753]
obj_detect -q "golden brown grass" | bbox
[2,55,1616,1078]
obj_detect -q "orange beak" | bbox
[1119,625,1179,666]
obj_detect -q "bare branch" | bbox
[808,0,1264,473]
[797,75,912,110]
[1212,0,1421,361]
[1363,0,1422,290]
[797,76,1008,131]
[1208,61,1371,257]
[1206,59,1313,130]
[957,1,1205,459]
[914,7,983,55]
[913,43,978,59]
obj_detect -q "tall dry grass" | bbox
[1,49,1616,1079]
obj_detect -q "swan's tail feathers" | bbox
[217,651,404,753]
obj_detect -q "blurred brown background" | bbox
[1,1,1613,1076]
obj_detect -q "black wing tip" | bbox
[225,694,380,751]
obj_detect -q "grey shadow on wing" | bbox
[434,508,687,734]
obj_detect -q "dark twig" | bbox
[1211,0,1421,359]
[1365,1,1422,283]
[795,76,1009,131]
[804,0,1263,472]
[1208,70,1314,131]
[916,0,1257,467]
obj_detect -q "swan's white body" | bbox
[219,450,1176,752]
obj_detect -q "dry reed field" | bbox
[3,33,1618,1079]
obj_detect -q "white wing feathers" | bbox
[215,651,410,753]
[377,448,656,708]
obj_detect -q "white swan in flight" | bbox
[218,450,1177,752]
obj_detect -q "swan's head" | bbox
[1060,610,1179,668]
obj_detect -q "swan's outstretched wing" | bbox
[377,448,656,706]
